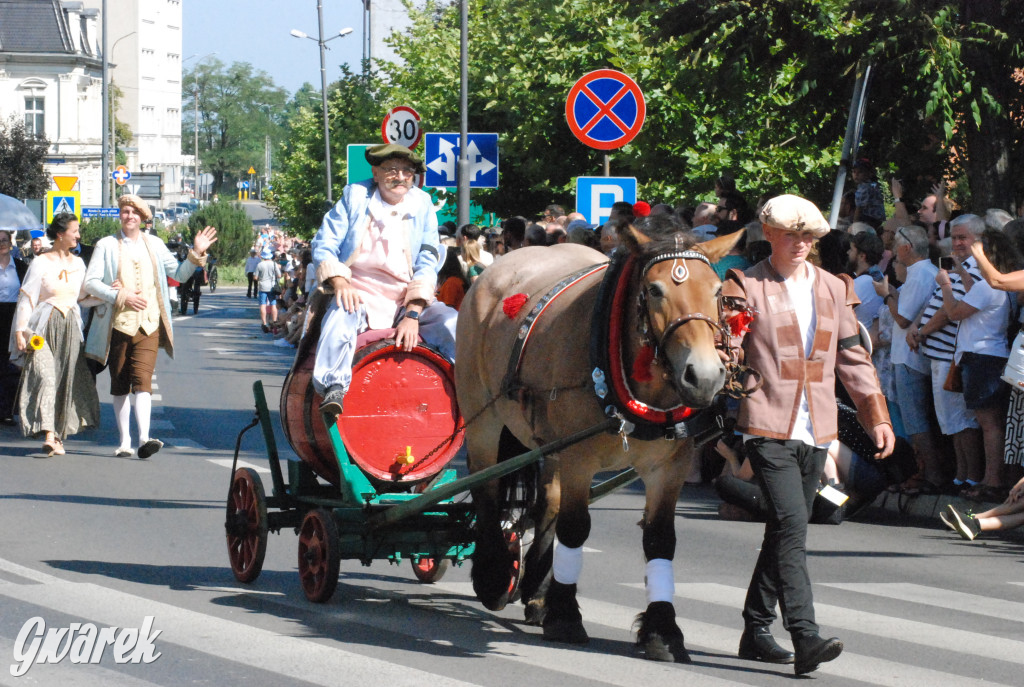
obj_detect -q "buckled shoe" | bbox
[738,626,795,664]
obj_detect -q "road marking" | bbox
[436,581,1015,687]
[822,582,1024,624]
[653,582,1024,666]
[165,438,206,449]
[150,394,162,401]
[0,576,479,687]
[206,458,270,474]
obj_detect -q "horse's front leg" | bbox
[541,465,591,644]
[635,446,693,663]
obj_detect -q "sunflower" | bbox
[28,335,44,351]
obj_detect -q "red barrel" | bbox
[280,340,464,489]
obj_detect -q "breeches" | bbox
[108,328,159,395]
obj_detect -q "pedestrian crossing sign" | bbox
[45,191,80,224]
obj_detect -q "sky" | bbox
[182,0,367,96]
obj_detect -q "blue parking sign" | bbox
[576,177,637,226]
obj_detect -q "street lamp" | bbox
[184,52,217,202]
[292,4,354,207]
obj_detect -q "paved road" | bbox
[0,287,1021,686]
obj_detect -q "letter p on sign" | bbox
[576,176,638,226]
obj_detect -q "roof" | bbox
[0,0,72,53]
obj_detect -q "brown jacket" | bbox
[723,260,890,445]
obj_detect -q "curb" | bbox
[872,489,1024,543]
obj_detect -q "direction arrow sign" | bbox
[565,69,646,150]
[423,133,499,189]
[381,106,423,149]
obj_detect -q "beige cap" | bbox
[759,194,830,238]
[117,194,153,221]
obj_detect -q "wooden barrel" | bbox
[279,291,463,489]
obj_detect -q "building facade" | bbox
[82,0,185,208]
[0,0,104,206]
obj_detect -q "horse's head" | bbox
[623,227,745,408]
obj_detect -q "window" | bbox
[24,97,44,136]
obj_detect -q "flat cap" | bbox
[117,194,152,221]
[759,194,830,238]
[365,143,425,174]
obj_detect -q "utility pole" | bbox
[457,0,469,228]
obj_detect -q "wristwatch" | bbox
[404,310,421,321]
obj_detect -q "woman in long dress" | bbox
[12,213,101,456]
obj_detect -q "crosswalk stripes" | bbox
[0,562,1020,687]
[821,582,1024,624]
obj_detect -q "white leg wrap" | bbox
[645,558,675,604]
[552,539,583,585]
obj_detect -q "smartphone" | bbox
[940,256,955,270]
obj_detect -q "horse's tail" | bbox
[497,426,539,517]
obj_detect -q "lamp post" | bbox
[184,52,217,202]
[292,4,353,207]
[101,22,135,205]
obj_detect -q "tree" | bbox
[109,82,133,167]
[0,115,49,199]
[268,64,390,237]
[182,60,289,198]
[186,201,254,266]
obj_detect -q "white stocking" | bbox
[112,395,131,450]
[645,558,675,604]
[552,539,583,585]
[134,391,152,443]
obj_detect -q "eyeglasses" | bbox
[0,240,10,246]
[379,166,416,178]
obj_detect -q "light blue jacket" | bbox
[83,232,203,363]
[311,180,440,304]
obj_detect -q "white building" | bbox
[82,0,186,208]
[0,0,104,206]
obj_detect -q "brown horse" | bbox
[456,225,743,661]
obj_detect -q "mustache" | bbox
[385,179,412,189]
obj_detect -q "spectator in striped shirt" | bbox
[908,215,985,494]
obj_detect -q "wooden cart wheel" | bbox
[225,467,268,583]
[298,508,341,603]
[411,556,451,583]
[505,524,526,603]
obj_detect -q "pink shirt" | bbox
[349,191,412,329]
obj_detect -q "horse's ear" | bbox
[696,229,745,262]
[618,223,651,252]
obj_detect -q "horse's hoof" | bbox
[542,618,589,644]
[523,599,546,626]
[643,633,691,663]
[478,593,509,612]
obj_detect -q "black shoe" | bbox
[738,627,795,664]
[318,386,345,418]
[137,438,163,460]
[793,633,843,675]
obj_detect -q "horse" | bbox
[455,224,744,662]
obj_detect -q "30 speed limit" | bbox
[381,106,423,149]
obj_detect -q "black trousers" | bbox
[742,437,827,637]
[246,272,256,298]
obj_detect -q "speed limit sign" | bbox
[381,106,423,149]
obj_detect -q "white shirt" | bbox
[852,272,884,326]
[956,278,1011,362]
[0,259,19,303]
[891,258,937,374]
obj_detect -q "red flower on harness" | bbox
[726,309,755,336]
[631,343,655,383]
[632,201,651,218]
[502,293,529,319]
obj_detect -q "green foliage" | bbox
[183,60,289,197]
[0,115,49,198]
[78,218,121,247]
[268,64,390,237]
[186,200,253,266]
